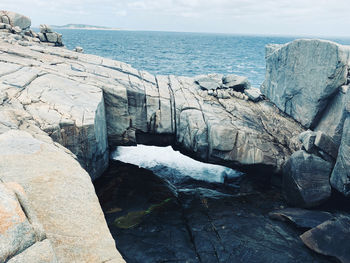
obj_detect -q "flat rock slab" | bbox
[300,216,350,263]
[269,208,333,229]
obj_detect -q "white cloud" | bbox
[1,0,350,36]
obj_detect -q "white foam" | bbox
[112,145,241,183]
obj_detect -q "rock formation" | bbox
[0,10,350,263]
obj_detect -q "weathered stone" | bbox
[262,39,350,128]
[315,85,350,146]
[298,130,316,152]
[0,11,31,30]
[12,26,21,34]
[283,150,332,207]
[39,24,53,33]
[74,46,84,53]
[223,74,251,90]
[37,32,46,42]
[7,240,57,263]
[45,32,58,43]
[314,131,338,159]
[300,216,350,263]
[195,74,222,90]
[330,116,350,196]
[269,208,333,229]
[244,87,262,102]
[0,130,125,263]
[0,182,39,262]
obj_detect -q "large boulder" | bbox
[262,39,350,128]
[283,150,333,207]
[0,130,124,263]
[0,10,31,30]
[330,114,350,196]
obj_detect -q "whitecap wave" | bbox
[112,145,242,183]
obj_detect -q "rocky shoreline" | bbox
[0,11,349,263]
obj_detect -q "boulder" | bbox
[330,116,350,196]
[300,216,350,263]
[195,74,222,90]
[314,131,338,159]
[45,32,58,43]
[0,130,124,263]
[0,11,31,30]
[262,39,350,128]
[298,130,316,152]
[315,85,350,147]
[39,24,53,33]
[283,150,332,207]
[223,74,251,90]
[269,208,333,229]
[244,87,262,102]
[74,46,84,53]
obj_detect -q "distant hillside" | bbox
[51,24,120,30]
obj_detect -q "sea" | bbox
[58,30,350,182]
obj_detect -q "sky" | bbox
[2,0,350,37]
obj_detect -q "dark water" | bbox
[55,29,350,88]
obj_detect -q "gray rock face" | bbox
[222,74,251,90]
[269,208,333,229]
[283,150,333,207]
[0,10,31,30]
[244,87,262,102]
[262,39,350,128]
[315,85,350,146]
[330,116,350,196]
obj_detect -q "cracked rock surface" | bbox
[95,161,335,263]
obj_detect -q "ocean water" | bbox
[56,29,350,88]
[59,30,350,182]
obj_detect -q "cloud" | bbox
[1,0,350,36]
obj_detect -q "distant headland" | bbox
[50,23,121,30]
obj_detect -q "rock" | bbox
[330,116,350,196]
[223,74,251,90]
[74,46,84,53]
[0,130,124,263]
[314,131,338,159]
[7,240,57,263]
[45,32,58,43]
[283,150,332,207]
[0,22,6,29]
[300,216,350,263]
[262,39,350,128]
[269,208,333,229]
[298,130,317,152]
[244,87,262,102]
[0,11,31,30]
[195,74,222,90]
[315,85,350,146]
[96,161,330,263]
[12,26,21,34]
[37,32,46,42]
[39,24,53,33]
[0,181,45,262]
